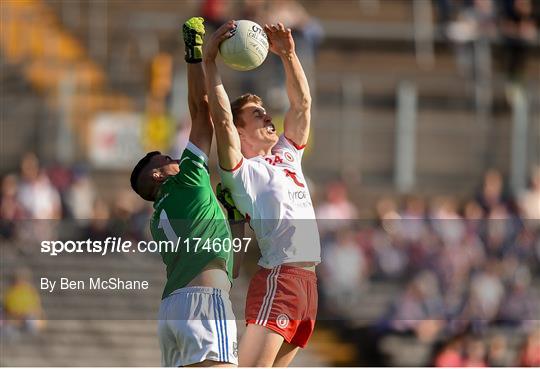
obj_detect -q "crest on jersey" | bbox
[276,313,289,329]
[284,151,294,162]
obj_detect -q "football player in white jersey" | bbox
[204,21,321,366]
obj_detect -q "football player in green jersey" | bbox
[130,17,238,367]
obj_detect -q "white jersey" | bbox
[219,134,321,268]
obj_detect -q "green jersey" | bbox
[150,142,233,299]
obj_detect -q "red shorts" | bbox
[245,265,318,348]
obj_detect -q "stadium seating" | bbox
[1,1,539,366]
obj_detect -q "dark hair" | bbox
[130,151,161,200]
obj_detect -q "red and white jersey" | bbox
[219,134,321,268]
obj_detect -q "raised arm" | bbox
[265,23,312,148]
[183,17,213,156]
[186,64,213,155]
[203,21,243,170]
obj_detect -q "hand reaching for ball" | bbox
[203,20,236,63]
[264,23,295,57]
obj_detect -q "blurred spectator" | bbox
[517,328,540,367]
[316,181,358,234]
[109,189,150,243]
[385,271,445,341]
[65,169,96,224]
[462,336,488,367]
[17,152,61,220]
[264,0,324,62]
[258,0,323,109]
[3,269,45,334]
[47,161,73,194]
[436,0,459,28]
[399,196,427,243]
[499,0,538,83]
[513,227,537,261]
[446,0,497,77]
[201,0,231,30]
[321,228,367,309]
[519,165,540,228]
[446,0,498,41]
[376,197,401,225]
[443,272,470,334]
[463,199,484,234]
[484,204,514,257]
[0,175,25,239]
[498,265,538,327]
[466,260,505,327]
[434,335,464,366]
[372,230,408,279]
[476,169,513,215]
[438,232,484,297]
[430,196,466,246]
[238,0,266,21]
[375,198,401,236]
[487,334,511,367]
[82,198,112,241]
[0,304,19,341]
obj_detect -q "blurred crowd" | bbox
[1,268,45,341]
[316,167,540,366]
[0,152,152,340]
[1,152,539,364]
[432,329,540,366]
[0,152,152,246]
[437,0,539,84]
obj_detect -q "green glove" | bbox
[216,183,244,222]
[183,16,205,63]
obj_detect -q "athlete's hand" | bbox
[183,16,205,63]
[216,183,244,223]
[204,20,236,63]
[264,23,295,57]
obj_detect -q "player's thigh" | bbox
[185,359,236,367]
[239,323,284,367]
[272,342,299,367]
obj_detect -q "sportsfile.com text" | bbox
[40,237,252,256]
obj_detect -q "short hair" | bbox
[230,93,263,127]
[130,151,161,201]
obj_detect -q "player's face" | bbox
[237,103,278,152]
[151,155,180,181]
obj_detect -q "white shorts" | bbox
[158,287,238,367]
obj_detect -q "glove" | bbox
[216,183,244,223]
[183,17,205,63]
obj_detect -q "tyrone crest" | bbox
[276,313,289,329]
[284,151,294,162]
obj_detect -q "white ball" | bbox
[219,20,269,71]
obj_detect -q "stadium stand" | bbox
[1,0,539,366]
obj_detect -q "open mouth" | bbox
[265,123,276,134]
